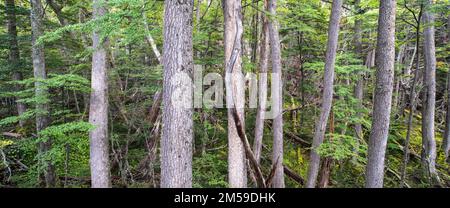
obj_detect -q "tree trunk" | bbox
[443,13,450,161]
[421,0,438,182]
[364,0,396,188]
[89,0,111,188]
[160,0,194,188]
[5,0,27,127]
[31,0,56,188]
[401,15,422,186]
[253,12,269,165]
[267,0,285,188]
[224,0,247,188]
[305,0,342,188]
[353,0,364,142]
[318,108,335,188]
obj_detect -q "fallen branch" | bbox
[231,108,266,188]
[2,132,22,138]
[283,165,305,186]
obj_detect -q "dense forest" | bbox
[0,0,449,188]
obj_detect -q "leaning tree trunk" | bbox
[224,0,247,188]
[253,14,269,165]
[89,0,111,188]
[30,0,56,188]
[443,12,450,161]
[160,0,194,188]
[267,0,285,188]
[305,0,342,188]
[5,0,27,127]
[365,0,396,188]
[421,0,438,182]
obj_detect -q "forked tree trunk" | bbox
[160,0,194,188]
[305,0,342,188]
[365,0,397,188]
[89,0,111,188]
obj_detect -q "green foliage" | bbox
[316,134,359,160]
[193,153,228,188]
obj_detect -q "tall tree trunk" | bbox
[89,0,111,188]
[305,0,342,188]
[253,13,269,165]
[421,0,438,182]
[443,12,450,161]
[267,0,285,188]
[364,0,396,188]
[5,0,27,127]
[353,0,364,142]
[31,0,56,187]
[224,0,247,188]
[160,0,194,188]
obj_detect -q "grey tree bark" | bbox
[5,0,27,127]
[224,0,247,188]
[160,0,194,188]
[89,0,111,188]
[421,0,438,181]
[444,12,450,161]
[253,15,269,165]
[31,0,56,187]
[267,0,285,188]
[305,0,342,188]
[365,0,397,188]
[353,0,363,142]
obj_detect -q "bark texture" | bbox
[444,12,450,161]
[305,0,342,188]
[89,0,111,188]
[31,0,56,188]
[353,0,364,141]
[160,0,194,188]
[365,0,396,188]
[253,15,269,164]
[421,0,438,180]
[224,0,247,188]
[267,0,285,188]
